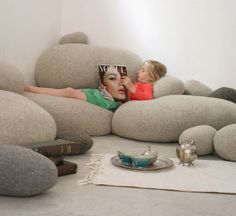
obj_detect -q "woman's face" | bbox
[103,66,126,101]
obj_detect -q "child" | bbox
[121,60,167,100]
[24,65,126,111]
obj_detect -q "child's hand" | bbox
[121,76,136,93]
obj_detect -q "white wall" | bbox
[0,0,62,84]
[61,0,236,89]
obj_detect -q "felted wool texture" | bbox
[112,95,236,142]
[24,92,113,136]
[0,91,56,146]
[0,145,57,196]
[153,75,185,98]
[35,43,142,89]
[0,60,24,94]
[184,80,213,96]
[209,87,236,103]
[56,131,94,154]
[214,124,236,161]
[59,32,88,44]
[179,125,217,155]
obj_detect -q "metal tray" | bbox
[111,155,174,171]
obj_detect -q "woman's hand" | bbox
[121,76,136,93]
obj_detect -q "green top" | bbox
[82,89,121,111]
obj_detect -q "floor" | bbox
[0,135,236,216]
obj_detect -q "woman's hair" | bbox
[144,60,167,82]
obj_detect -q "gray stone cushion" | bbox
[24,92,113,136]
[153,75,185,98]
[214,124,236,161]
[0,60,24,94]
[209,87,236,103]
[56,131,94,154]
[59,32,88,44]
[0,91,56,146]
[184,80,213,96]
[112,95,236,142]
[35,43,142,89]
[179,125,217,156]
[0,145,57,196]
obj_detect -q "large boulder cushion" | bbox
[24,92,112,135]
[0,145,57,196]
[214,124,236,161]
[179,125,217,155]
[0,90,56,145]
[112,95,236,142]
[35,43,142,89]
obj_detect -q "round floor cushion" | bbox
[214,124,236,161]
[0,145,57,196]
[179,125,216,155]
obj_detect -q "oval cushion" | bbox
[56,130,94,154]
[25,92,113,136]
[153,75,185,98]
[184,80,213,96]
[35,44,142,89]
[112,95,236,142]
[0,145,57,196]
[0,90,56,145]
[0,60,24,94]
[179,125,216,155]
[214,124,236,161]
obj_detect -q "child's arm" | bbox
[121,76,135,93]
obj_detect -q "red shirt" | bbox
[128,82,153,100]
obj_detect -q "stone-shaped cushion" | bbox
[214,124,236,161]
[35,43,142,89]
[209,87,236,103]
[0,90,56,145]
[59,32,88,44]
[112,95,236,142]
[184,80,213,96]
[56,130,94,154]
[153,75,185,98]
[179,125,216,155]
[0,145,57,196]
[24,92,113,136]
[0,60,24,94]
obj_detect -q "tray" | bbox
[111,155,173,171]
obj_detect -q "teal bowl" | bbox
[131,155,154,168]
[117,151,132,166]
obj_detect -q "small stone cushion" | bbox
[0,145,57,197]
[59,32,88,44]
[0,60,24,94]
[179,125,216,155]
[214,124,236,161]
[184,80,213,96]
[56,131,94,154]
[153,75,185,98]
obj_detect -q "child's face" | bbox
[137,62,152,83]
[103,66,126,101]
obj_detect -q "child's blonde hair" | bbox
[144,60,167,82]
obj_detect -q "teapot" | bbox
[176,139,197,166]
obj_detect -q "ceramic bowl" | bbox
[131,155,155,168]
[117,151,132,166]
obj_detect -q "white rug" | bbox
[78,154,236,194]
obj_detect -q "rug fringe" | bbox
[77,154,104,185]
